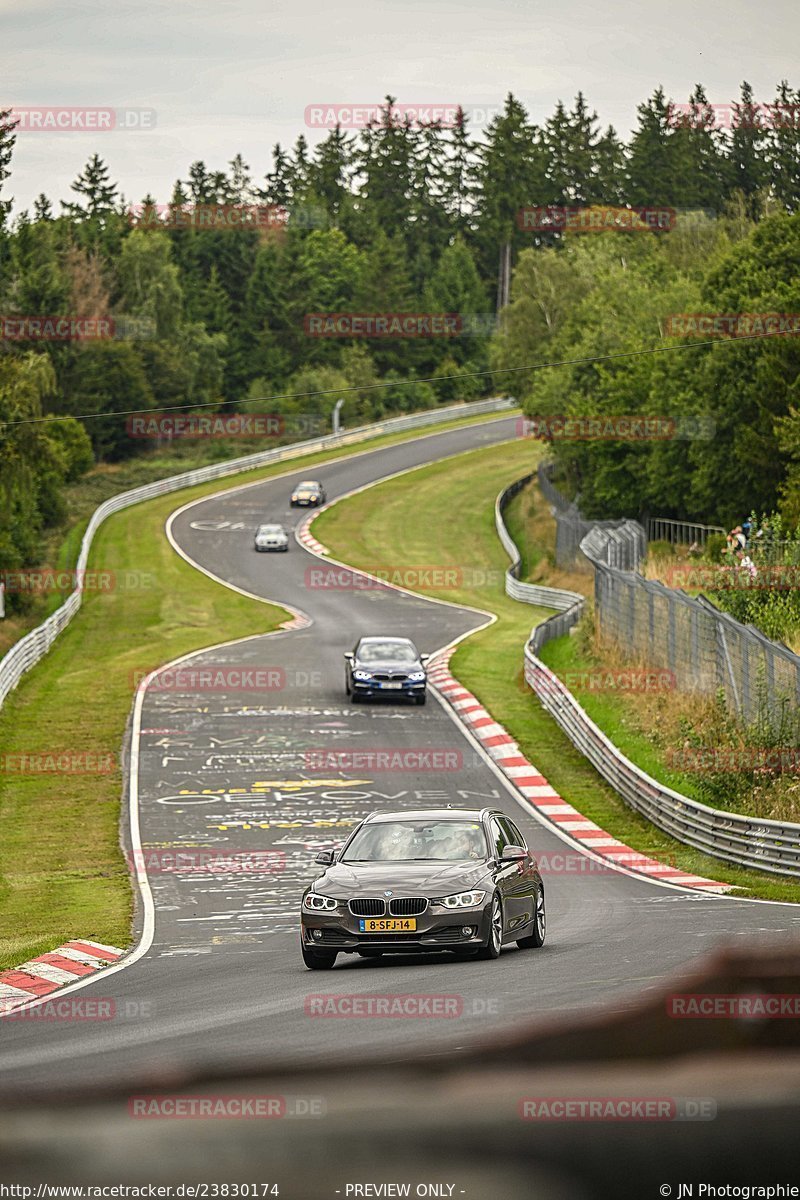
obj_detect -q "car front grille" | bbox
[348,898,386,917]
[370,673,409,682]
[389,897,428,916]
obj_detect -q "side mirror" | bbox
[315,849,335,866]
[500,845,527,862]
[344,652,354,660]
[420,654,430,663]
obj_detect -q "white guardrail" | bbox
[496,476,800,879]
[0,397,516,710]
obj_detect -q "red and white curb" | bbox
[0,940,125,1014]
[279,612,312,631]
[298,494,727,892]
[427,651,728,893]
[296,511,329,557]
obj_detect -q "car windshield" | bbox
[358,641,417,663]
[297,481,319,489]
[258,525,283,534]
[342,820,486,862]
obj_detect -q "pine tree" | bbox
[243,239,294,384]
[0,107,17,228]
[261,144,294,208]
[594,126,628,205]
[544,93,600,204]
[473,93,549,307]
[196,264,233,334]
[422,236,488,364]
[627,88,680,205]
[409,120,452,264]
[186,160,218,204]
[355,97,419,238]
[227,154,253,204]
[33,194,53,222]
[768,80,800,211]
[312,126,352,223]
[290,135,312,198]
[670,84,727,211]
[440,109,478,232]
[62,154,119,220]
[727,82,769,219]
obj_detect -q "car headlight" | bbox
[303,893,340,912]
[353,669,373,681]
[438,890,486,909]
[408,671,426,682]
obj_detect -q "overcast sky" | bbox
[3,0,799,213]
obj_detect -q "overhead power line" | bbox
[0,326,797,430]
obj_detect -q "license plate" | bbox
[359,917,416,932]
[381,682,403,690]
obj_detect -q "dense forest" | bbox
[2,83,800,602]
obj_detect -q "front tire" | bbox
[517,886,546,949]
[414,692,426,706]
[477,894,503,960]
[301,942,337,970]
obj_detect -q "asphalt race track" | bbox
[1,414,799,1098]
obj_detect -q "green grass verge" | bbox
[0,408,517,969]
[1,405,512,658]
[314,442,800,905]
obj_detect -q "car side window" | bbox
[500,816,527,850]
[488,817,508,858]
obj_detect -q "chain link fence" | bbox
[647,516,725,546]
[537,463,646,571]
[498,476,800,877]
[537,462,800,723]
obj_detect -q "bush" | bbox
[647,539,677,559]
[704,533,727,561]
